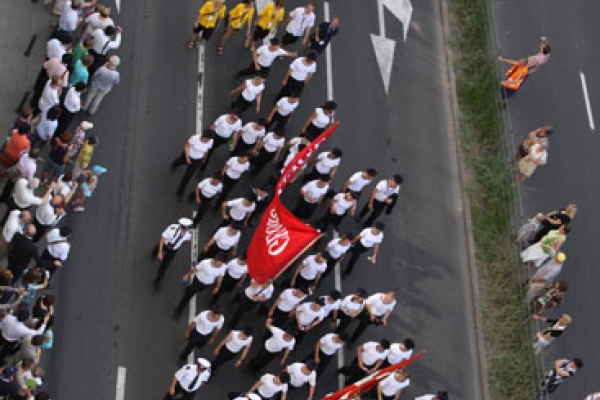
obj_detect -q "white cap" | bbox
[79,121,94,130]
[178,218,193,228]
[197,358,211,369]
[247,394,261,400]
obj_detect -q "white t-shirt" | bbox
[188,135,213,159]
[299,255,327,280]
[312,108,332,129]
[193,259,227,285]
[387,344,413,364]
[46,229,70,261]
[245,282,274,301]
[289,57,317,82]
[265,326,295,353]
[38,81,59,114]
[415,396,437,400]
[374,180,400,202]
[63,87,81,113]
[296,302,323,327]
[3,210,24,242]
[359,228,384,248]
[225,157,250,180]
[36,195,57,226]
[331,193,354,216]
[319,333,343,356]
[198,178,223,198]
[213,227,241,251]
[226,198,256,221]
[282,137,307,171]
[379,374,410,397]
[361,341,388,367]
[256,45,288,67]
[301,181,329,202]
[53,175,73,197]
[225,330,253,353]
[258,374,288,398]
[262,132,285,153]
[315,152,340,174]
[161,224,192,250]
[276,97,300,116]
[277,288,306,313]
[340,295,365,316]
[285,7,316,36]
[226,258,248,279]
[36,113,58,141]
[242,79,265,102]
[346,171,373,193]
[175,365,210,393]
[59,1,79,31]
[366,293,397,317]
[287,363,316,388]
[240,123,266,145]
[193,311,224,335]
[319,296,341,317]
[326,238,351,259]
[214,114,242,139]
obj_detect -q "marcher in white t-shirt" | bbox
[291,253,328,290]
[231,119,266,155]
[385,338,415,367]
[281,4,316,47]
[252,129,286,171]
[211,327,254,372]
[230,279,274,328]
[193,175,224,226]
[248,320,297,371]
[349,291,397,343]
[211,112,243,150]
[222,193,257,226]
[203,222,242,258]
[267,94,300,131]
[342,168,378,196]
[340,339,390,386]
[301,101,337,141]
[377,369,410,400]
[269,287,309,327]
[343,221,385,277]
[276,52,317,100]
[219,155,251,201]
[293,175,331,219]
[247,372,290,400]
[305,332,347,375]
[359,174,403,228]
[318,191,356,232]
[178,306,225,362]
[335,289,368,334]
[236,38,296,78]
[230,75,266,115]
[293,299,325,343]
[210,254,249,306]
[171,129,215,197]
[285,361,317,400]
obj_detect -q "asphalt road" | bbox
[490,0,600,397]
[1,1,482,399]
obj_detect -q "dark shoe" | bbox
[153,279,161,290]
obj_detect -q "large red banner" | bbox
[247,122,340,283]
[320,352,425,400]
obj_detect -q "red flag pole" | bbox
[320,352,425,400]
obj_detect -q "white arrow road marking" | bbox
[383,0,413,41]
[371,34,396,94]
[580,72,596,131]
[372,0,396,94]
[115,0,120,13]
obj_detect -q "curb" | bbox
[437,0,491,399]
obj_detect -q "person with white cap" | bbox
[71,164,108,212]
[151,217,193,288]
[164,358,211,400]
[83,55,120,115]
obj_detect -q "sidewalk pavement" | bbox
[0,1,56,131]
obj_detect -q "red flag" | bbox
[247,122,340,283]
[320,352,425,400]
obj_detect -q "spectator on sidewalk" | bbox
[6,225,46,282]
[539,357,582,395]
[0,210,31,262]
[71,165,107,212]
[1,178,43,227]
[83,55,120,115]
[0,124,31,169]
[532,314,572,354]
[89,26,122,74]
[54,83,87,138]
[41,226,73,277]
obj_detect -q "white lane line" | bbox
[115,0,121,13]
[377,0,386,38]
[324,2,333,100]
[580,71,596,131]
[324,1,343,388]
[189,211,199,364]
[115,366,126,400]
[197,45,206,133]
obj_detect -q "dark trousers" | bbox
[281,32,300,46]
[30,67,50,112]
[0,179,15,203]
[230,293,258,328]
[172,153,203,197]
[343,242,370,276]
[192,193,214,226]
[349,310,376,344]
[175,277,210,314]
[202,135,229,171]
[266,112,290,131]
[164,381,197,400]
[231,95,253,116]
[322,254,340,280]
[271,307,291,327]
[251,148,277,172]
[41,249,61,277]
[0,197,23,226]
[179,329,211,361]
[359,199,386,228]
[335,313,355,334]
[293,198,318,220]
[276,77,305,101]
[217,175,239,204]
[303,124,325,142]
[248,345,278,371]
[340,357,372,386]
[0,336,21,363]
[236,62,271,79]
[202,242,231,260]
[318,210,345,232]
[152,245,179,285]
[32,218,51,242]
[304,349,334,376]
[210,273,239,305]
[231,139,254,156]
[211,346,237,372]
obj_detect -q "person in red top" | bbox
[0,124,32,168]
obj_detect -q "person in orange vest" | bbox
[497,37,551,95]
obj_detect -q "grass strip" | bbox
[448,0,538,399]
